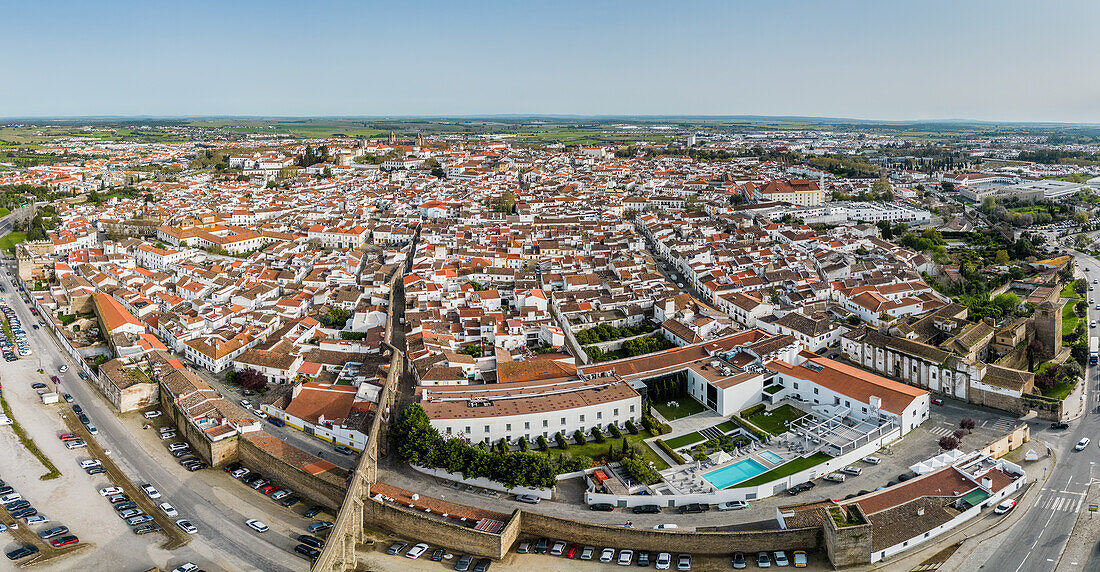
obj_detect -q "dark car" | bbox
[31,382,46,390]
[334,445,356,455]
[133,524,162,535]
[589,503,615,511]
[294,544,321,560]
[632,504,661,514]
[171,449,192,458]
[304,505,324,518]
[5,545,38,561]
[243,473,263,485]
[38,526,69,539]
[1051,422,1070,430]
[307,521,333,533]
[11,507,37,519]
[637,551,651,566]
[0,486,13,496]
[473,558,492,572]
[107,494,130,504]
[114,502,138,512]
[71,404,83,414]
[49,376,59,383]
[533,538,550,554]
[280,496,301,508]
[297,534,325,549]
[86,466,107,475]
[386,541,408,556]
[77,413,89,425]
[62,393,73,402]
[185,463,206,472]
[5,500,30,511]
[431,548,445,561]
[677,503,709,514]
[454,554,474,571]
[224,462,242,473]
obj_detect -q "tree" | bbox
[876,220,894,239]
[992,293,1020,315]
[88,189,101,204]
[235,367,267,391]
[959,418,976,434]
[939,435,959,451]
[981,197,996,213]
[1075,278,1089,295]
[1063,359,1083,380]
[994,250,1010,266]
[953,429,967,441]
[224,370,237,385]
[1075,211,1091,225]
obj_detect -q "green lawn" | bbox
[732,452,832,488]
[664,431,704,449]
[1041,377,1076,400]
[549,432,669,471]
[0,207,9,217]
[0,232,26,253]
[715,420,738,433]
[1061,283,1080,300]
[652,396,706,420]
[746,404,808,436]
[1063,302,1080,336]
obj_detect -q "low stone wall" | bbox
[363,489,519,559]
[519,511,821,555]
[238,432,348,510]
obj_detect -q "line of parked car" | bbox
[221,461,332,561]
[0,300,32,361]
[386,540,492,571]
[1,476,80,561]
[516,538,809,569]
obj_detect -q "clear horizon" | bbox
[3,0,1098,122]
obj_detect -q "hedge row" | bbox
[654,439,686,465]
[740,403,767,419]
[729,415,769,442]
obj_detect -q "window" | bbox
[793,382,799,389]
[613,408,619,416]
[845,400,850,407]
[484,425,490,433]
[596,411,602,420]
[524,422,530,430]
[465,426,471,434]
[862,406,867,413]
[629,405,635,413]
[560,417,566,425]
[506,424,511,431]
[446,427,451,434]
[543,420,548,428]
[813,387,819,395]
[579,414,585,422]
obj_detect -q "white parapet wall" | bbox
[410,464,554,499]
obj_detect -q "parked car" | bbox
[655,552,672,570]
[107,494,130,504]
[453,554,474,571]
[717,500,747,511]
[589,503,614,511]
[176,519,197,534]
[824,472,846,483]
[774,551,789,566]
[141,484,161,499]
[618,549,634,565]
[271,489,292,500]
[245,518,269,533]
[515,494,541,504]
[134,524,161,535]
[676,553,691,570]
[473,558,492,572]
[65,440,87,449]
[38,526,69,539]
[294,544,321,560]
[533,538,549,554]
[118,508,143,519]
[334,445,356,455]
[841,466,863,476]
[297,534,325,549]
[159,502,178,517]
[632,504,661,514]
[24,515,49,525]
[930,397,944,406]
[677,503,709,514]
[550,541,566,556]
[11,508,37,519]
[114,502,138,512]
[995,499,1017,514]
[1051,422,1070,430]
[732,552,747,569]
[303,505,323,518]
[757,551,772,567]
[653,523,679,530]
[637,551,651,566]
[406,543,429,559]
[307,521,333,533]
[279,496,301,508]
[793,550,808,568]
[862,456,881,465]
[4,500,30,511]
[143,411,162,419]
[99,487,124,497]
[5,545,39,561]
[431,548,445,561]
[386,541,408,556]
[50,535,79,548]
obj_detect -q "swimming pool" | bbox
[703,458,769,489]
[759,451,783,464]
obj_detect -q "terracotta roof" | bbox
[767,356,926,415]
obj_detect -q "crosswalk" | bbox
[990,418,1016,431]
[928,425,957,437]
[1035,490,1086,513]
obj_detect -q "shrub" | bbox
[574,429,588,446]
[537,435,550,452]
[641,416,655,434]
[591,427,605,443]
[518,437,529,452]
[621,457,661,485]
[607,423,623,439]
[555,432,569,449]
[625,420,639,435]
[740,403,767,419]
[659,423,672,435]
[655,439,686,464]
[498,438,510,453]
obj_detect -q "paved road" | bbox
[963,251,1100,572]
[0,263,308,572]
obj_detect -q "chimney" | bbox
[982,477,992,489]
[869,396,882,410]
[665,298,675,316]
[917,507,925,516]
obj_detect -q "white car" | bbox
[0,415,13,425]
[656,552,673,570]
[159,432,177,440]
[143,411,162,419]
[717,500,747,511]
[653,523,679,530]
[172,564,199,572]
[600,548,616,563]
[159,502,178,517]
[141,484,161,499]
[994,499,1016,514]
[79,459,101,469]
[550,541,566,556]
[245,519,268,533]
[774,551,789,566]
[618,549,634,565]
[405,543,429,559]
[59,365,68,372]
[176,519,197,534]
[0,493,22,504]
[1076,438,1091,451]
[65,440,87,449]
[24,515,49,525]
[98,487,124,497]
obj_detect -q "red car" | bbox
[50,535,79,547]
[566,544,579,559]
[59,433,81,441]
[931,398,944,406]
[260,484,279,495]
[50,376,60,383]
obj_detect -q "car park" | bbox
[406,543,429,559]
[246,518,268,532]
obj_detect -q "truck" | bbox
[1090,336,1098,366]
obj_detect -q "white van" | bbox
[862,456,881,465]
[824,472,846,483]
[841,466,863,476]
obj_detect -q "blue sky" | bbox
[3,0,1098,122]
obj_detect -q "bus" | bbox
[1090,336,1098,366]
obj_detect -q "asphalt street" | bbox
[0,260,309,572]
[962,251,1100,572]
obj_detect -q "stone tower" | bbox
[388,131,396,145]
[1034,301,1062,360]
